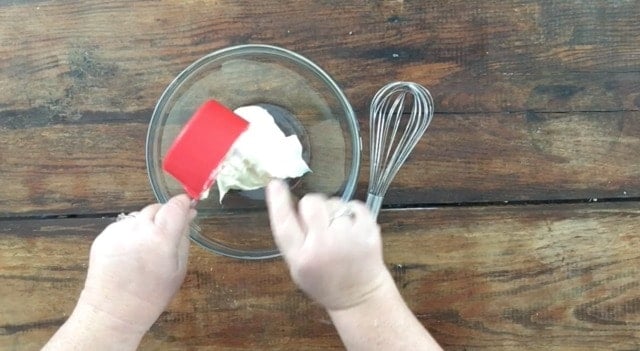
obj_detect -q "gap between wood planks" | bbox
[384,196,640,209]
[1,196,638,222]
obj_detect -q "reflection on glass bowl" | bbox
[146,44,360,260]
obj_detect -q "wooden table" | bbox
[1,1,639,350]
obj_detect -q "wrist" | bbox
[71,293,148,346]
[75,301,148,335]
[43,296,146,351]
[326,271,442,351]
[78,282,164,330]
[326,270,399,315]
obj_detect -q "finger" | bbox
[153,194,192,244]
[326,198,355,227]
[326,198,346,214]
[139,203,161,221]
[298,193,330,232]
[176,226,190,273]
[348,200,379,236]
[265,179,305,257]
[347,200,372,222]
[115,210,140,223]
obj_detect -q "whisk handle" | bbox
[365,193,384,220]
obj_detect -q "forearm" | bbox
[42,295,146,351]
[328,272,442,351]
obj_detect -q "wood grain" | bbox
[0,1,639,215]
[1,110,638,216]
[1,203,639,350]
[2,2,639,350]
[1,1,639,113]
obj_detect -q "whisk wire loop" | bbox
[366,82,434,218]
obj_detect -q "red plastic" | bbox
[162,100,249,199]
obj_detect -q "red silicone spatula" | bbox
[162,100,249,200]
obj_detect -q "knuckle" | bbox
[347,200,368,213]
[299,194,325,207]
[298,195,326,215]
[348,199,366,207]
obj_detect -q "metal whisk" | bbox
[365,81,434,219]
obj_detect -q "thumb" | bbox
[265,179,305,258]
[154,194,192,244]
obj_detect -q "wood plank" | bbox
[1,202,639,350]
[1,111,638,216]
[376,110,640,205]
[0,122,154,216]
[1,0,639,214]
[1,1,639,114]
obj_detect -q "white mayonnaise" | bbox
[210,105,311,202]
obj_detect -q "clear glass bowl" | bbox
[146,44,361,259]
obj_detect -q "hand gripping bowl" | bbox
[146,44,361,259]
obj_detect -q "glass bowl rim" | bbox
[145,44,361,259]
